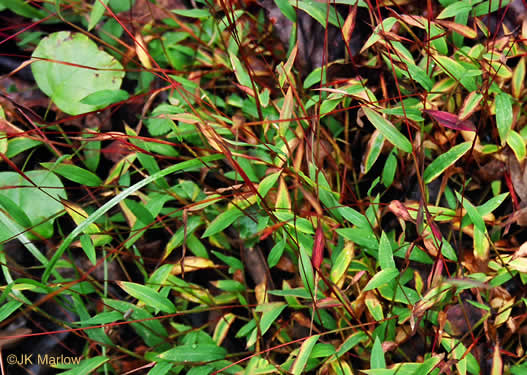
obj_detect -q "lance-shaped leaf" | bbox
[423,142,472,184]
[495,93,513,145]
[363,106,412,153]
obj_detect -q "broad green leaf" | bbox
[437,2,472,19]
[202,207,244,238]
[40,162,102,187]
[378,232,395,270]
[423,141,471,183]
[0,170,66,242]
[59,356,109,375]
[31,32,124,115]
[371,336,386,369]
[291,335,319,375]
[88,0,110,30]
[507,130,526,162]
[362,107,412,153]
[118,281,176,313]
[455,191,486,233]
[364,268,399,291]
[495,92,513,144]
[338,206,370,228]
[159,344,227,362]
[337,227,378,249]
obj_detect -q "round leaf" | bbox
[31,31,124,115]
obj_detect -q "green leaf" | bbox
[291,335,319,375]
[382,151,397,187]
[80,89,129,106]
[362,107,412,153]
[202,207,244,238]
[171,8,212,18]
[378,232,395,270]
[337,227,378,249]
[0,194,32,228]
[361,17,398,53]
[472,0,512,16]
[455,191,486,233]
[363,131,385,174]
[338,206,370,228]
[364,268,399,291]
[88,0,110,30]
[58,356,109,375]
[76,310,123,325]
[159,344,227,362]
[40,162,102,187]
[0,0,46,18]
[31,31,124,115]
[291,1,344,28]
[423,142,471,184]
[435,55,465,82]
[274,0,296,22]
[478,192,509,216]
[0,300,23,321]
[268,238,286,268]
[507,130,526,162]
[437,2,472,19]
[259,303,287,336]
[371,336,386,369]
[229,53,252,88]
[0,170,66,242]
[80,234,96,266]
[299,243,315,292]
[495,92,513,144]
[118,281,176,313]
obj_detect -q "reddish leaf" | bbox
[312,220,324,270]
[424,109,476,132]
